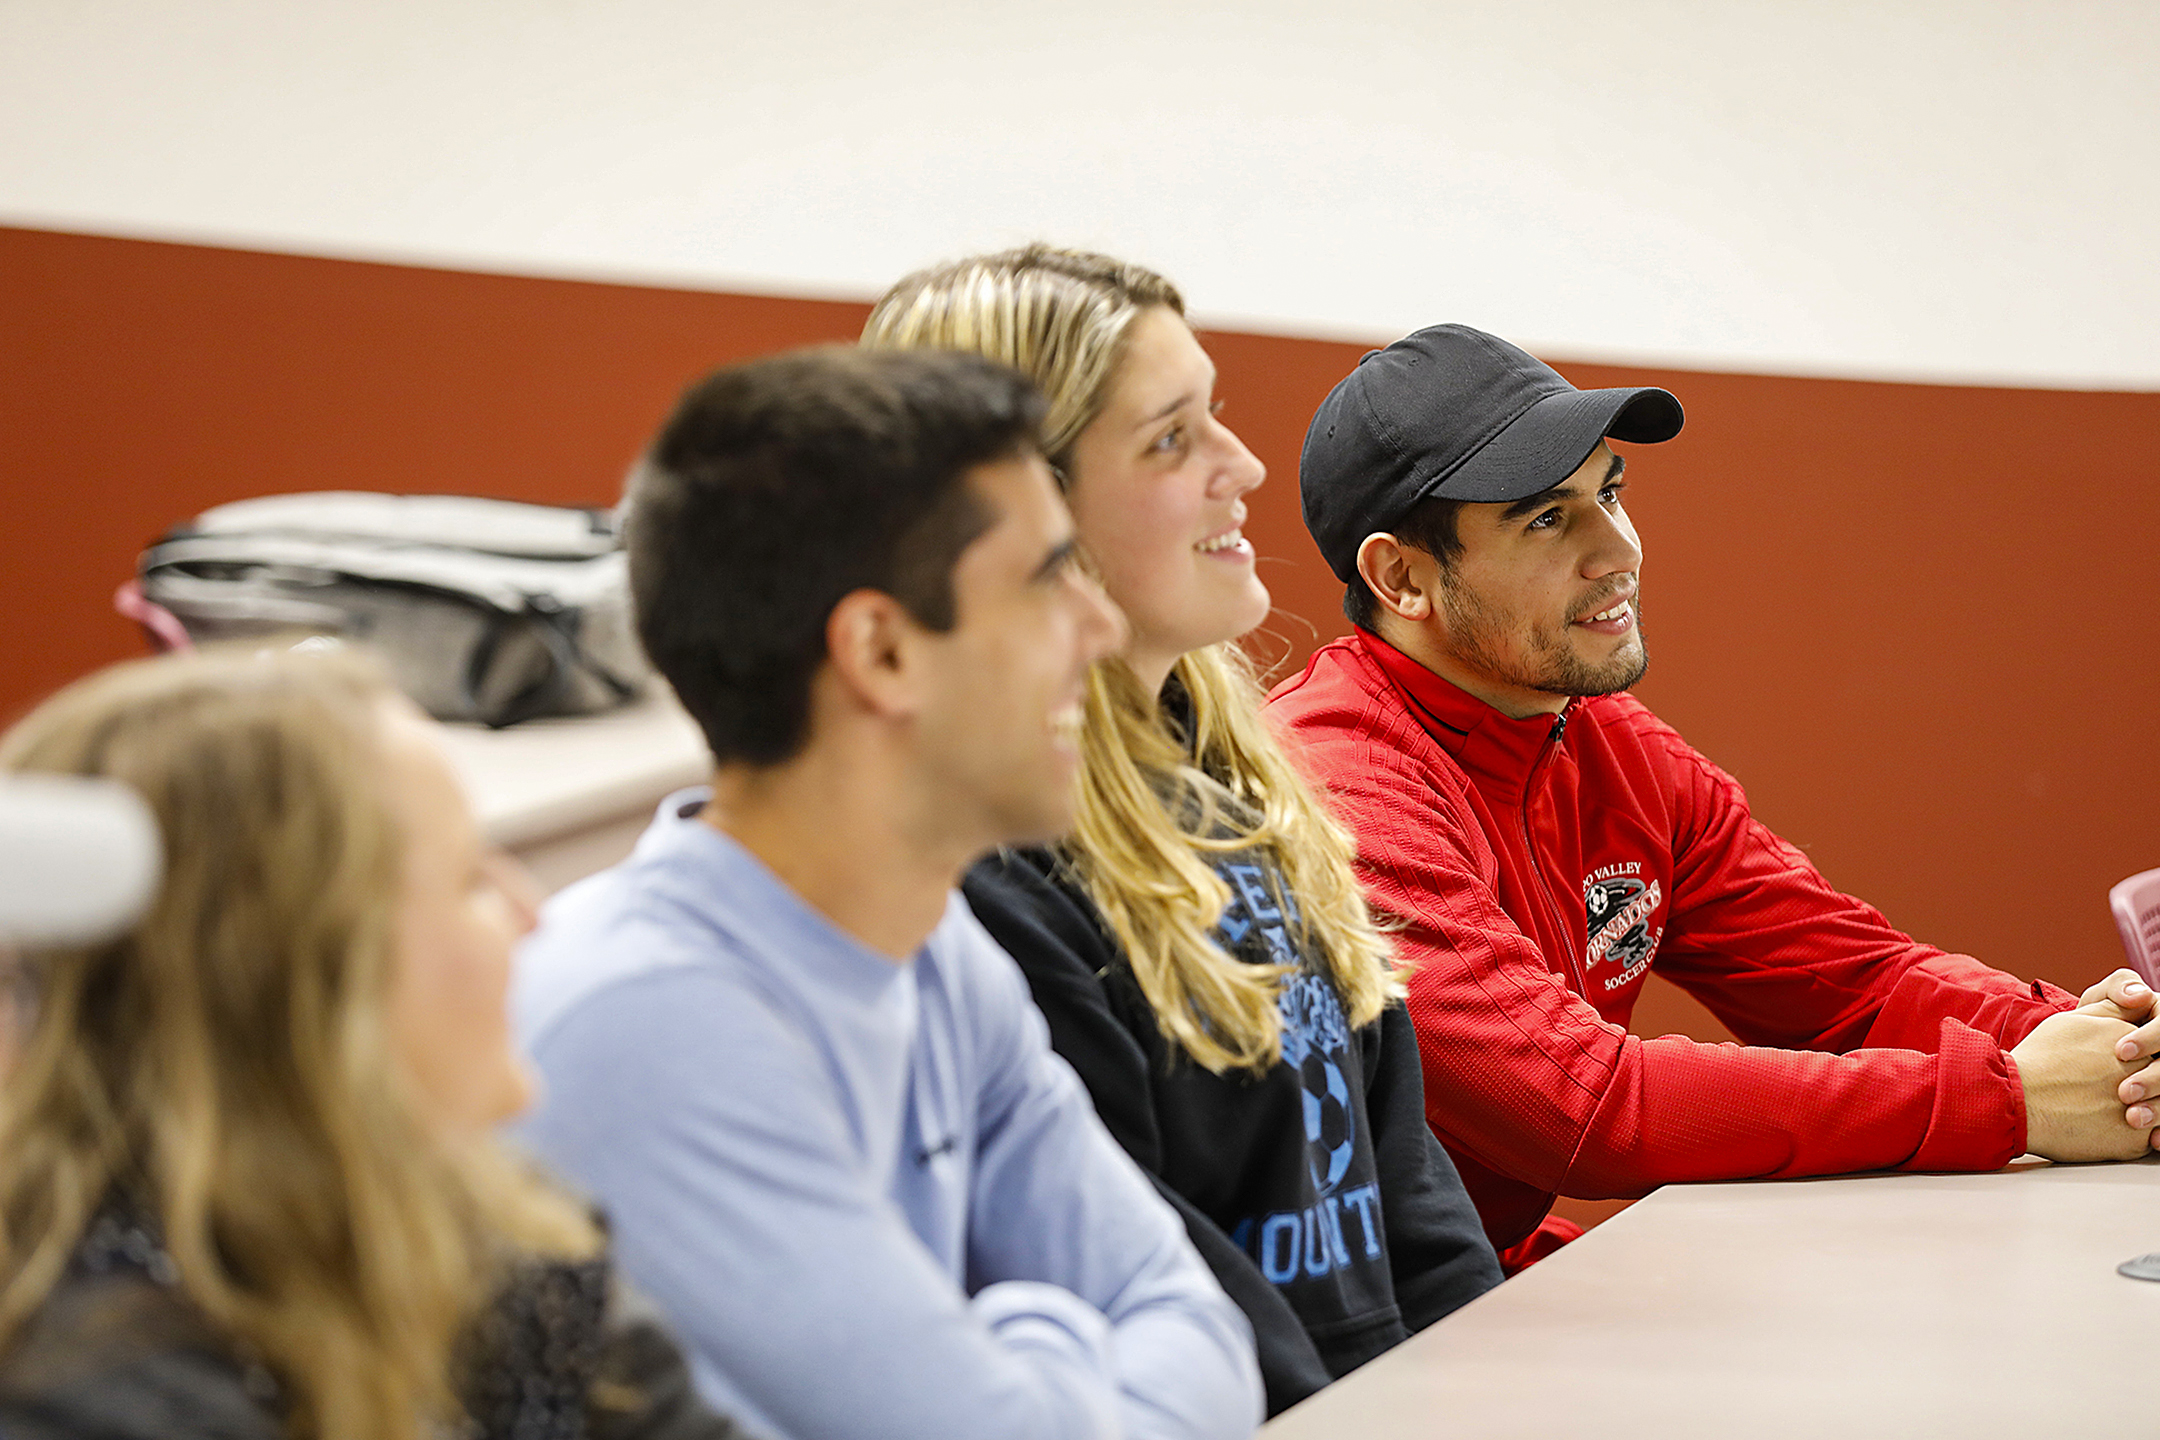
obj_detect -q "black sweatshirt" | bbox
[962,842,1501,1417]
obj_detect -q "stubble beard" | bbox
[1438,571,1649,699]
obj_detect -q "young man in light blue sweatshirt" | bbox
[513,348,1264,1440]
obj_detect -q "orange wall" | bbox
[6,224,2158,1012]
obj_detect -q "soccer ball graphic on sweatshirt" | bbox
[1279,970,1355,1195]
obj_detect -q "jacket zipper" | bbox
[1520,710,1587,996]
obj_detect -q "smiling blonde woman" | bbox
[864,246,1501,1416]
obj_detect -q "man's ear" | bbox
[1355,533,1434,622]
[823,588,925,720]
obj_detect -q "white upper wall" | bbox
[4,0,2155,389]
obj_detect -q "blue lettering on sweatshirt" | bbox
[1232,1183,1384,1284]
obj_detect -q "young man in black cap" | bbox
[1266,324,2160,1271]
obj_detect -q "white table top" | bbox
[434,691,709,850]
[1263,1157,2160,1438]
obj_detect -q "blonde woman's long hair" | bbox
[0,650,597,1440]
[865,245,1402,1073]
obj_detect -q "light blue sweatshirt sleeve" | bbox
[521,950,1260,1440]
[947,912,1265,1440]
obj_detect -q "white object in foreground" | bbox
[0,775,162,945]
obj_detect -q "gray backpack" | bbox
[136,492,652,727]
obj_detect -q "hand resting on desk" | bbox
[2073,970,2160,1135]
[2012,1002,2154,1161]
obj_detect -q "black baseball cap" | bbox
[1300,324,1685,583]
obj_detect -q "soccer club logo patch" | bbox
[1582,861,1663,992]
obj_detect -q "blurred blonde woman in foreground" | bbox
[0,650,744,1440]
[864,247,1501,1416]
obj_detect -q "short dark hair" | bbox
[1341,495,1468,630]
[626,346,1048,766]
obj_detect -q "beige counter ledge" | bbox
[1264,1155,2160,1439]
[436,691,709,893]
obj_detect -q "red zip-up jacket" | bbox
[1267,630,2074,1261]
